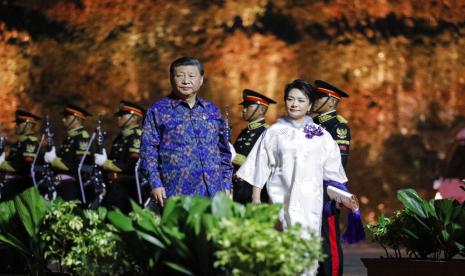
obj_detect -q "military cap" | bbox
[239,89,277,107]
[62,104,92,120]
[14,110,42,124]
[314,80,349,100]
[114,100,145,117]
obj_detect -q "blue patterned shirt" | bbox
[141,94,233,197]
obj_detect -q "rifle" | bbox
[0,136,7,200]
[224,104,232,142]
[0,136,6,156]
[79,118,106,208]
[37,116,59,200]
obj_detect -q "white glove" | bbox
[44,146,57,164]
[94,149,108,166]
[229,142,236,163]
[0,152,5,164]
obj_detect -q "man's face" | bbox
[117,113,135,128]
[242,104,264,122]
[62,115,80,129]
[15,122,28,135]
[310,96,334,114]
[171,65,204,99]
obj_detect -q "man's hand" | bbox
[150,187,166,207]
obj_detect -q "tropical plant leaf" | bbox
[211,192,234,218]
[397,189,427,218]
[107,210,135,232]
[136,230,166,249]
[164,261,193,275]
[13,187,47,238]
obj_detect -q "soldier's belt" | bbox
[107,172,135,182]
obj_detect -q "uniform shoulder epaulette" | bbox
[336,115,348,124]
[264,123,269,128]
[136,129,142,136]
[81,130,90,138]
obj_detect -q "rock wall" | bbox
[1,0,465,221]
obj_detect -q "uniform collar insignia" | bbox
[316,110,337,123]
[248,118,266,130]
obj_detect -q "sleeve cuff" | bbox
[103,160,122,172]
[232,154,247,166]
[51,157,69,171]
[0,161,16,172]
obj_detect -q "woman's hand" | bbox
[251,186,262,204]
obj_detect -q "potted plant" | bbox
[363,188,465,276]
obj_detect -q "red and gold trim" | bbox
[244,96,270,106]
[17,115,36,122]
[65,108,87,119]
[121,106,143,117]
[317,87,341,100]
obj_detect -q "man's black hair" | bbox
[170,57,204,76]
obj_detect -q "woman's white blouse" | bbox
[236,116,348,235]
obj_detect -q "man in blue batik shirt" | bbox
[141,57,233,206]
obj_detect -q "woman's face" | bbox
[285,88,311,121]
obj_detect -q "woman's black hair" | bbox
[284,79,316,103]
[170,57,204,76]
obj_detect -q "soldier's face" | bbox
[62,115,80,129]
[171,65,204,99]
[242,104,262,122]
[311,96,334,114]
[117,114,135,128]
[285,88,311,121]
[15,122,28,134]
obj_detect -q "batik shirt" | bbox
[141,94,233,197]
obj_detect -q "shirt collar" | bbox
[168,93,205,108]
[248,118,266,130]
[18,134,30,142]
[316,110,337,124]
[277,115,314,129]
[122,124,139,137]
[67,127,84,137]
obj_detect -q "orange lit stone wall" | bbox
[1,0,465,222]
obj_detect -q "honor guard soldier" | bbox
[44,104,92,202]
[94,101,147,213]
[311,80,351,167]
[0,110,41,201]
[232,89,276,204]
[310,80,350,276]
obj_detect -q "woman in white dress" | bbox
[236,79,348,236]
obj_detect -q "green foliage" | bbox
[0,187,48,274]
[107,201,167,274]
[211,205,323,276]
[108,193,322,275]
[40,200,131,275]
[367,188,465,260]
[1,189,322,274]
